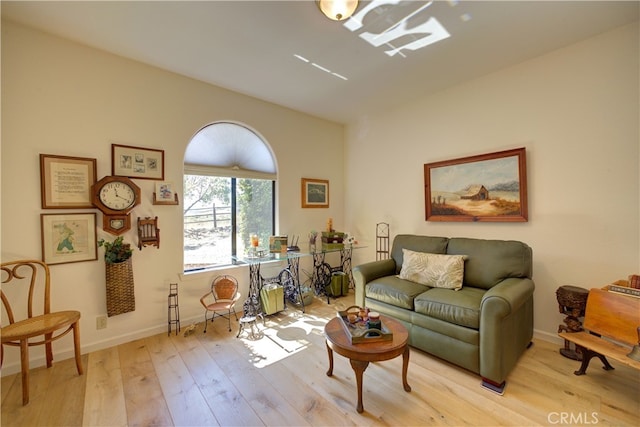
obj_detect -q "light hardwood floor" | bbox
[2,294,639,426]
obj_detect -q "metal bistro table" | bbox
[234,251,309,320]
[309,245,365,303]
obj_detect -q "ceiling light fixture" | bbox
[317,0,358,21]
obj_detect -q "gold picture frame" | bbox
[424,147,528,222]
[301,178,329,208]
[40,154,97,209]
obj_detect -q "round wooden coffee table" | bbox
[324,314,411,413]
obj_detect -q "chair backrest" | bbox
[138,216,160,249]
[212,275,238,301]
[584,288,640,346]
[1,260,51,326]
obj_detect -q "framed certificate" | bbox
[40,154,97,209]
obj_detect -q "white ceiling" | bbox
[2,1,638,124]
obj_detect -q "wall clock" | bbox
[92,175,141,215]
[103,214,131,236]
[92,176,141,235]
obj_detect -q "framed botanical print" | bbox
[41,213,98,265]
[112,144,164,180]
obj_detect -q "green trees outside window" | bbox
[184,175,274,271]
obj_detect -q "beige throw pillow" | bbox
[398,249,466,290]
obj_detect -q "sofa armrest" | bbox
[479,277,535,385]
[353,258,397,308]
[481,277,534,316]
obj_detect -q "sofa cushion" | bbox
[391,235,449,274]
[398,249,466,290]
[414,287,485,329]
[365,276,430,310]
[447,238,533,290]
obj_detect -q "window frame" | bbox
[183,122,277,273]
[229,178,276,258]
[182,171,276,272]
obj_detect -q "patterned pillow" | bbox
[398,249,467,290]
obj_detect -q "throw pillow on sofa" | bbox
[398,249,467,290]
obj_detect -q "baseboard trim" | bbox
[0,314,203,377]
[534,328,563,345]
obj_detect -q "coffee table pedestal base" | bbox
[325,341,411,413]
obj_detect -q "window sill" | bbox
[179,262,244,281]
[179,258,289,282]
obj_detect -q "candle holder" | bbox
[250,233,259,255]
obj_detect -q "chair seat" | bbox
[204,301,234,311]
[1,310,80,343]
[201,274,240,333]
[1,259,83,405]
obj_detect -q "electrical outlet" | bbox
[96,315,107,330]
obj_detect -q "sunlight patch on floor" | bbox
[240,310,328,368]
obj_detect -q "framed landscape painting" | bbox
[301,178,329,208]
[424,148,528,222]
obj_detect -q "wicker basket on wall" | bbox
[105,258,135,317]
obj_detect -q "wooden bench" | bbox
[558,288,640,375]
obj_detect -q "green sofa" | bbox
[353,235,534,393]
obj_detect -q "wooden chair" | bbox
[559,287,640,375]
[138,216,160,250]
[200,275,240,332]
[1,260,83,405]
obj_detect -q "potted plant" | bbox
[98,236,133,264]
[98,236,135,316]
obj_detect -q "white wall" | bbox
[3,18,639,375]
[1,21,344,374]
[345,22,639,342]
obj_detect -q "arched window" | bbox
[183,122,276,271]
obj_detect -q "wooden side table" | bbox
[556,285,589,360]
[324,315,411,413]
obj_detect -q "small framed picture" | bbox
[41,213,98,265]
[112,144,164,180]
[40,154,97,209]
[301,178,329,208]
[153,181,179,205]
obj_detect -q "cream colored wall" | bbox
[345,22,640,342]
[1,21,344,374]
[3,18,638,375]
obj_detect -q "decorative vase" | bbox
[105,258,135,317]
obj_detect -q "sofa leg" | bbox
[481,377,506,395]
